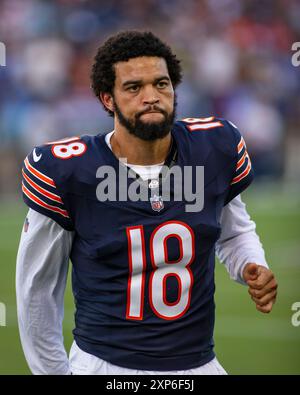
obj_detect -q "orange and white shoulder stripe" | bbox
[182,117,223,131]
[231,161,252,185]
[22,169,63,204]
[237,136,246,154]
[22,156,69,218]
[22,183,69,218]
[231,137,252,185]
[236,150,248,171]
[24,157,56,188]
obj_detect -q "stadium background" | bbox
[0,0,299,374]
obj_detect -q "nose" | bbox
[142,85,159,106]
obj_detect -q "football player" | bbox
[16,31,277,375]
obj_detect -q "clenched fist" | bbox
[243,263,278,313]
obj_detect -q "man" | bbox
[16,31,277,375]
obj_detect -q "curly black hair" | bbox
[91,31,182,116]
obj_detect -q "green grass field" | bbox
[0,186,299,375]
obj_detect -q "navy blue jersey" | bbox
[22,117,253,371]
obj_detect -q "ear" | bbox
[100,92,115,113]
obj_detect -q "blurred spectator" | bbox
[0,0,299,197]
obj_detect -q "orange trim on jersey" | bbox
[24,157,56,187]
[231,163,251,185]
[22,169,63,204]
[22,183,69,218]
[197,116,215,122]
[45,136,80,145]
[182,116,215,123]
[237,137,245,154]
[236,151,248,171]
[187,121,223,131]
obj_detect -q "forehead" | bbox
[114,56,169,83]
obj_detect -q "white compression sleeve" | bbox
[216,195,269,285]
[16,208,74,375]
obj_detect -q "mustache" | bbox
[136,106,168,118]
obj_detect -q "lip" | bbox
[141,111,163,115]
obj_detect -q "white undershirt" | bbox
[16,131,269,375]
[105,130,164,181]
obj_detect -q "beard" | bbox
[113,96,177,141]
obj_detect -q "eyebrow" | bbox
[122,76,171,88]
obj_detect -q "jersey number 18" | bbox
[126,221,195,321]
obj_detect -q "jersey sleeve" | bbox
[21,148,74,231]
[224,121,254,205]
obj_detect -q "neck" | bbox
[110,122,172,165]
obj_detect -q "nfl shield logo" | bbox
[150,194,164,212]
[24,217,29,232]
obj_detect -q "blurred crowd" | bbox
[0,0,299,196]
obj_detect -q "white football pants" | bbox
[69,341,227,375]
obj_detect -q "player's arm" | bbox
[216,194,268,284]
[217,120,277,313]
[216,195,277,313]
[18,146,75,374]
[16,208,74,375]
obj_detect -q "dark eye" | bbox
[128,85,140,92]
[157,81,168,88]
